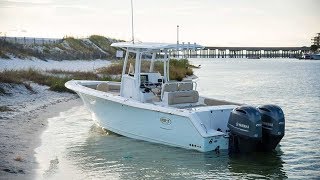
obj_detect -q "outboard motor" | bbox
[228,105,262,153]
[257,104,285,151]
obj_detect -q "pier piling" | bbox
[185,46,310,59]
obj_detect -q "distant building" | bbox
[311,33,320,46]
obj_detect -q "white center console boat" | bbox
[65,42,285,153]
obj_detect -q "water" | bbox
[35,58,320,179]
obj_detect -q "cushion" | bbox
[178,82,193,91]
[163,83,178,92]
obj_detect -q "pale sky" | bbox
[0,0,319,46]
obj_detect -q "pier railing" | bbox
[171,46,310,59]
[0,36,62,45]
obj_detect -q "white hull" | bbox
[66,80,237,152]
[64,42,285,153]
[310,54,320,60]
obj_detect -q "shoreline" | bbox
[0,83,82,179]
[0,57,198,179]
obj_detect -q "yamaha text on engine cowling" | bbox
[227,105,285,153]
[227,105,262,153]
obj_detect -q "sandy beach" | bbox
[0,58,102,179]
[0,91,80,179]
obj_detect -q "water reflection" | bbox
[228,151,287,179]
[65,124,286,179]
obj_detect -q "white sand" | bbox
[0,81,80,178]
[0,58,110,178]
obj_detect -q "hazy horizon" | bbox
[1,0,319,47]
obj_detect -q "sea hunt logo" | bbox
[236,122,249,129]
[160,117,171,125]
[262,122,273,127]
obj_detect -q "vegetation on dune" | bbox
[89,35,120,58]
[64,37,90,52]
[0,50,10,59]
[97,58,194,81]
[0,40,44,59]
[0,34,197,95]
[0,35,121,60]
[0,58,194,94]
[39,36,114,60]
[0,69,69,92]
[97,60,126,75]
[0,106,13,112]
[0,69,118,93]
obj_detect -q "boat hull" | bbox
[77,92,228,152]
[311,54,320,60]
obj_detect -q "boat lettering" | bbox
[236,122,249,129]
[262,122,273,127]
[160,117,171,125]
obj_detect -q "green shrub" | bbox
[0,50,9,59]
[48,78,71,92]
[0,106,13,112]
[0,69,119,93]
[89,35,117,57]
[96,58,193,81]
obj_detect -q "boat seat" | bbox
[96,82,120,92]
[178,82,193,91]
[161,83,178,99]
[163,90,199,105]
[161,82,198,105]
[163,83,178,92]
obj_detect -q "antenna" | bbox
[177,25,179,45]
[177,25,179,57]
[131,0,134,44]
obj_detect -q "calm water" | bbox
[35,58,320,179]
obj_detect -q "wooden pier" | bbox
[172,46,310,59]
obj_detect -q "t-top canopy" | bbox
[111,42,204,52]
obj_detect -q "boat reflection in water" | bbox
[227,151,287,179]
[64,124,287,179]
[300,53,320,60]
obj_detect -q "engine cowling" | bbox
[227,105,262,153]
[257,104,285,151]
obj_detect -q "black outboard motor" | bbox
[257,104,285,151]
[228,105,262,153]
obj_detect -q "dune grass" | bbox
[97,58,194,81]
[0,35,121,60]
[89,35,119,57]
[0,40,44,59]
[0,59,194,94]
[0,50,10,59]
[0,106,13,112]
[0,69,118,93]
[63,37,95,54]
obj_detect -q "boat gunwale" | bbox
[66,80,236,138]
[66,80,237,115]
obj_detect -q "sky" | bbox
[0,0,319,46]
